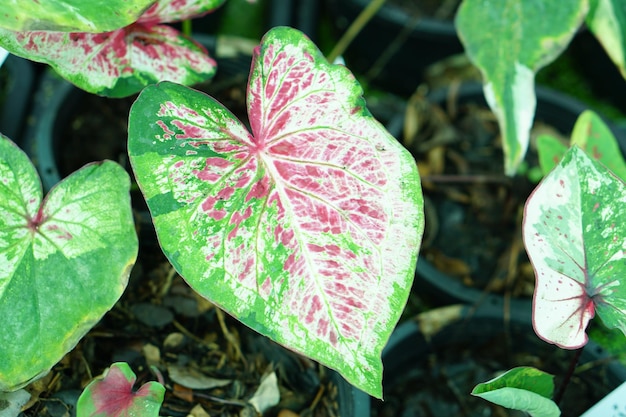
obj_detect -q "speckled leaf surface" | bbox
[524,146,626,349]
[77,363,164,417]
[456,0,587,175]
[587,0,626,80]
[0,0,154,32]
[538,110,626,181]
[128,27,424,398]
[0,0,221,97]
[0,135,137,391]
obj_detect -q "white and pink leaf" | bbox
[524,146,626,349]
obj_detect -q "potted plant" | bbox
[1,1,626,416]
[0,2,424,416]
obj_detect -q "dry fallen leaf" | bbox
[248,372,280,414]
[167,364,232,390]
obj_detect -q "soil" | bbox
[24,69,344,417]
[403,87,568,299]
[371,310,622,417]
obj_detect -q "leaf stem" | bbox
[554,347,584,405]
[326,0,386,64]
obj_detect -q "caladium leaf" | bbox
[538,110,626,181]
[472,367,559,417]
[128,26,424,398]
[524,146,626,349]
[77,362,165,417]
[139,0,226,25]
[0,0,222,98]
[587,0,626,80]
[456,0,587,175]
[0,0,155,32]
[0,135,137,391]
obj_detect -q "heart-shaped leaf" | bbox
[0,135,137,391]
[538,110,626,181]
[0,0,222,97]
[524,145,626,348]
[456,0,587,175]
[77,362,164,417]
[128,26,424,398]
[587,0,626,80]
[472,367,559,417]
[0,0,155,32]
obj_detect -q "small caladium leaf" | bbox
[0,135,137,391]
[472,367,559,417]
[0,0,221,98]
[128,26,424,398]
[456,0,587,175]
[77,362,165,417]
[0,0,155,32]
[587,0,626,80]
[538,110,626,181]
[139,0,226,25]
[524,146,626,349]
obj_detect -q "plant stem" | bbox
[326,0,386,64]
[182,19,192,37]
[554,347,584,405]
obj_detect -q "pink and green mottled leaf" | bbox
[537,110,626,181]
[128,27,424,398]
[0,134,137,391]
[0,0,222,98]
[524,146,626,349]
[0,0,155,32]
[138,0,225,25]
[77,362,164,417]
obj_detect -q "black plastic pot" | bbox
[396,82,626,310]
[326,0,464,96]
[374,303,626,416]
[0,54,35,144]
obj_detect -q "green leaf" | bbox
[587,0,626,80]
[537,110,626,181]
[473,366,555,399]
[0,0,155,32]
[0,135,138,391]
[524,146,626,348]
[472,367,560,417]
[456,0,587,175]
[128,27,424,398]
[77,362,164,417]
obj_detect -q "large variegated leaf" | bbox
[537,110,626,180]
[0,0,155,32]
[523,146,626,349]
[456,0,587,175]
[0,0,222,97]
[0,135,137,391]
[587,0,626,80]
[128,27,424,398]
[139,0,225,25]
